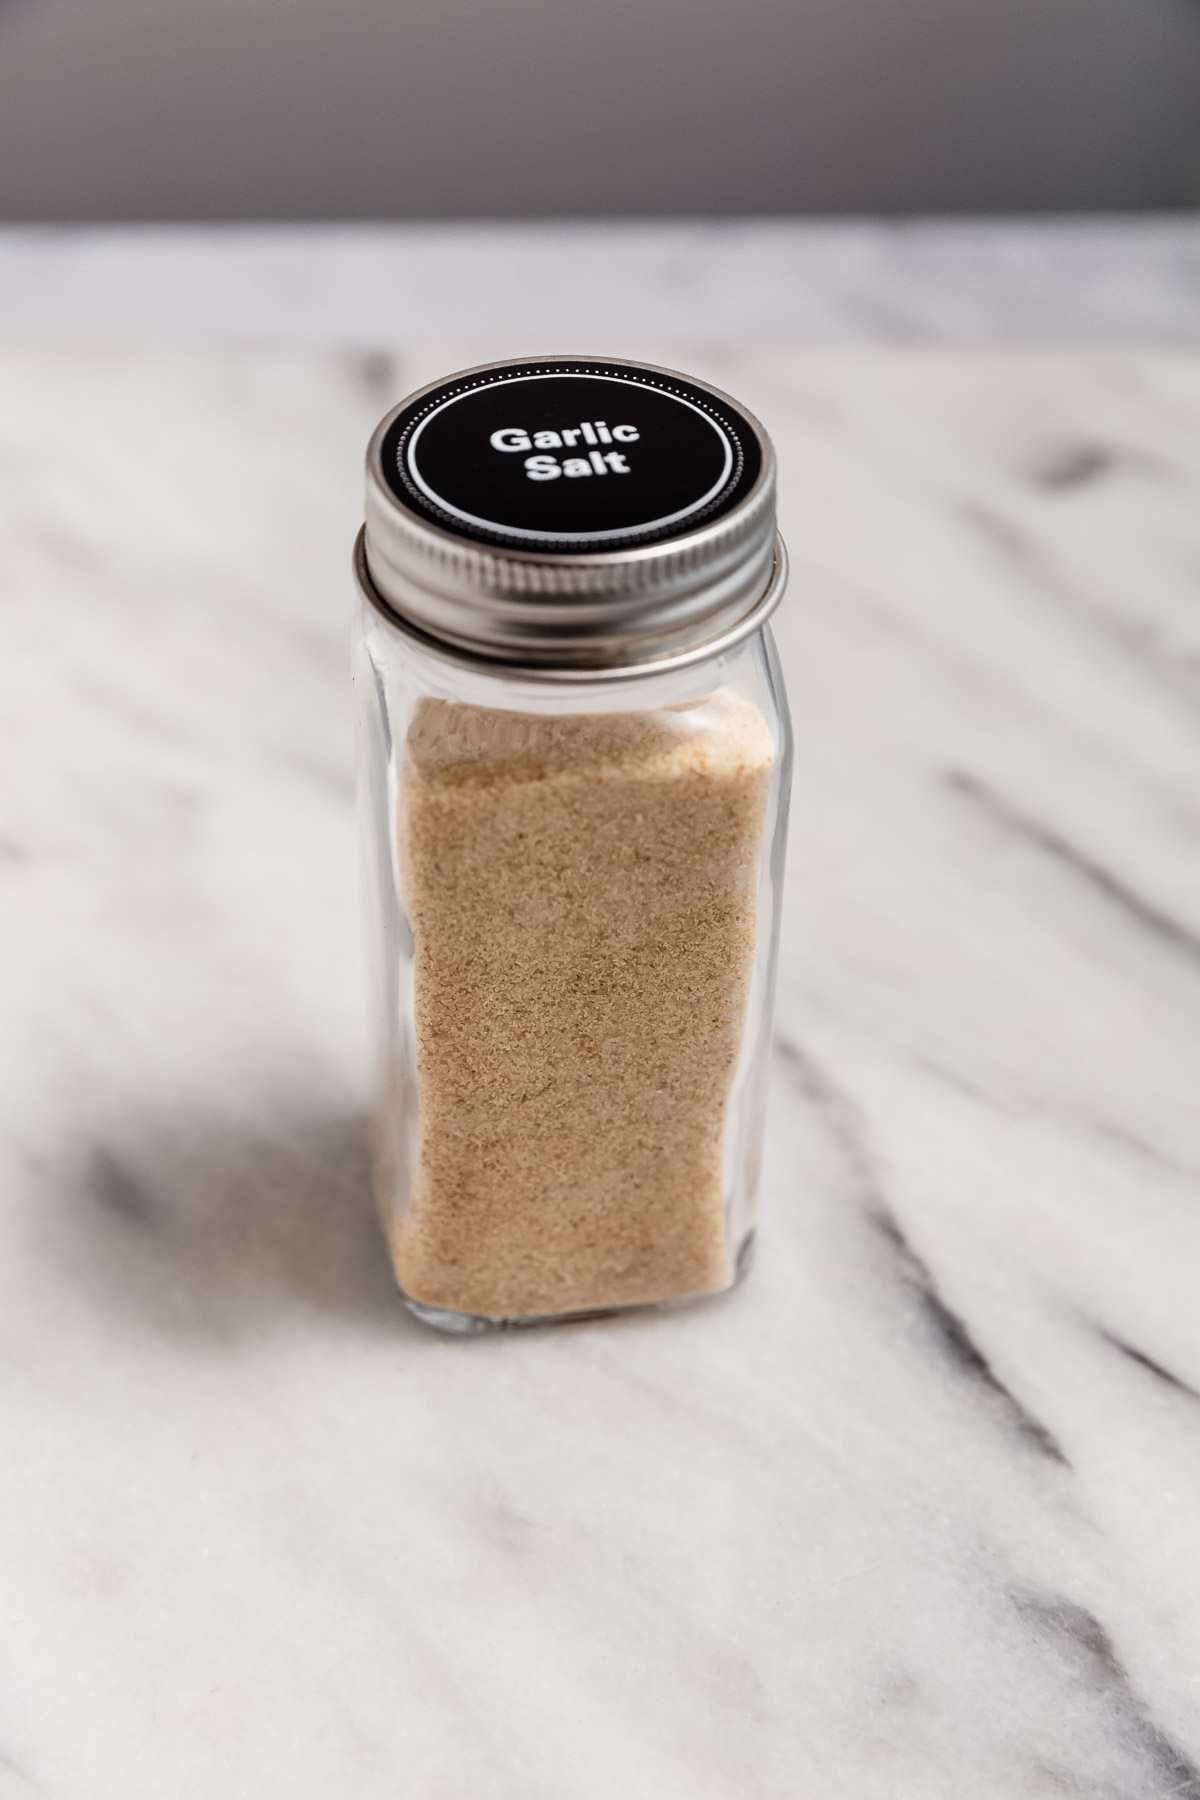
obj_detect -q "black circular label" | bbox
[379,360,763,554]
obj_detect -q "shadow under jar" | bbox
[353,357,792,1332]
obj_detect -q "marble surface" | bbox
[3,215,1200,345]
[1,225,1200,1796]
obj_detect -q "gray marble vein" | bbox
[0,254,1198,1794]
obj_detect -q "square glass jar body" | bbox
[354,600,792,1332]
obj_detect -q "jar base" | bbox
[398,1232,755,1334]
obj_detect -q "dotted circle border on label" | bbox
[385,362,751,552]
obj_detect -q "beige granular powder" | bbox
[392,688,774,1319]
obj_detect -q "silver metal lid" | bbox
[360,357,782,671]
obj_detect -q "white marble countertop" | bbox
[1,221,1199,1798]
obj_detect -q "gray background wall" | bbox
[0,0,1199,219]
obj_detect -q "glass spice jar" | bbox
[353,357,792,1331]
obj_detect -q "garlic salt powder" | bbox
[354,358,792,1331]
